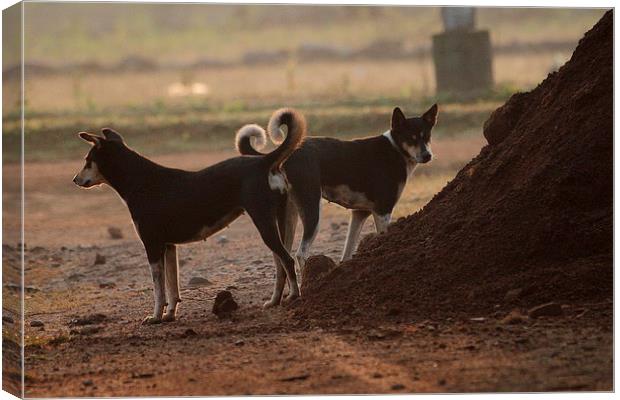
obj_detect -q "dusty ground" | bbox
[2,135,612,396]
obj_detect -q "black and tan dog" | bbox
[236,105,437,306]
[73,109,305,322]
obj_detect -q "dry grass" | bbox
[21,53,567,114]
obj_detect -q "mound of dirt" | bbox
[297,11,613,322]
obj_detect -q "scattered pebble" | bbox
[330,222,340,231]
[504,288,523,302]
[107,227,124,239]
[528,302,563,318]
[30,320,44,327]
[501,309,527,325]
[3,316,14,324]
[212,290,239,318]
[69,313,107,326]
[235,339,245,346]
[71,326,101,335]
[94,254,106,265]
[216,235,229,245]
[280,374,310,382]
[82,379,94,387]
[470,317,486,322]
[99,282,116,289]
[188,276,211,286]
[391,383,405,390]
[180,329,197,338]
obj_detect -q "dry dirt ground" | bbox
[3,136,612,396]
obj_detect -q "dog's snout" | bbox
[421,152,432,163]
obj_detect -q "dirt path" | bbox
[3,137,612,395]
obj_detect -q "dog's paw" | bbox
[141,316,162,325]
[282,293,300,306]
[162,313,176,323]
[263,299,281,309]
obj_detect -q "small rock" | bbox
[438,379,447,386]
[251,260,262,265]
[94,254,106,265]
[71,326,101,335]
[330,222,340,231]
[504,288,523,302]
[69,313,107,326]
[83,379,94,386]
[469,317,486,322]
[212,290,238,318]
[372,372,383,379]
[528,302,563,318]
[107,227,123,239]
[216,235,229,245]
[280,374,310,382]
[132,372,155,379]
[3,316,14,324]
[30,320,44,327]
[391,383,405,390]
[501,309,527,325]
[235,339,245,346]
[99,282,116,289]
[181,328,197,338]
[188,276,211,286]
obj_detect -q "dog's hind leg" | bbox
[143,243,166,325]
[247,205,300,304]
[264,199,298,308]
[341,209,371,262]
[294,190,321,273]
[163,244,181,322]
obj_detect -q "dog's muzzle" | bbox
[418,151,432,164]
[73,175,91,187]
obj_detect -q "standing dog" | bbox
[236,105,437,306]
[73,108,305,322]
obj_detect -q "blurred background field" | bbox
[2,5,605,162]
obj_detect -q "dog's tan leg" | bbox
[265,199,299,307]
[143,258,165,324]
[341,210,371,262]
[372,212,392,234]
[163,244,180,322]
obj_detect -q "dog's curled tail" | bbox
[235,124,267,156]
[262,108,306,171]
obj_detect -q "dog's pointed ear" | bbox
[101,128,124,143]
[422,103,438,126]
[391,107,406,129]
[79,132,103,147]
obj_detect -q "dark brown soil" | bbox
[296,11,613,322]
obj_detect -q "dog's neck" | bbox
[382,130,418,176]
[102,148,159,202]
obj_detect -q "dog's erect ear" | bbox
[391,107,407,129]
[101,128,124,143]
[422,104,438,126]
[79,132,103,147]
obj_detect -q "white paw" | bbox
[141,315,162,325]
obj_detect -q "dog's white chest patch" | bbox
[323,185,374,209]
[268,171,288,193]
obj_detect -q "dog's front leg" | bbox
[143,245,166,325]
[341,210,371,262]
[372,212,392,234]
[163,244,181,322]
